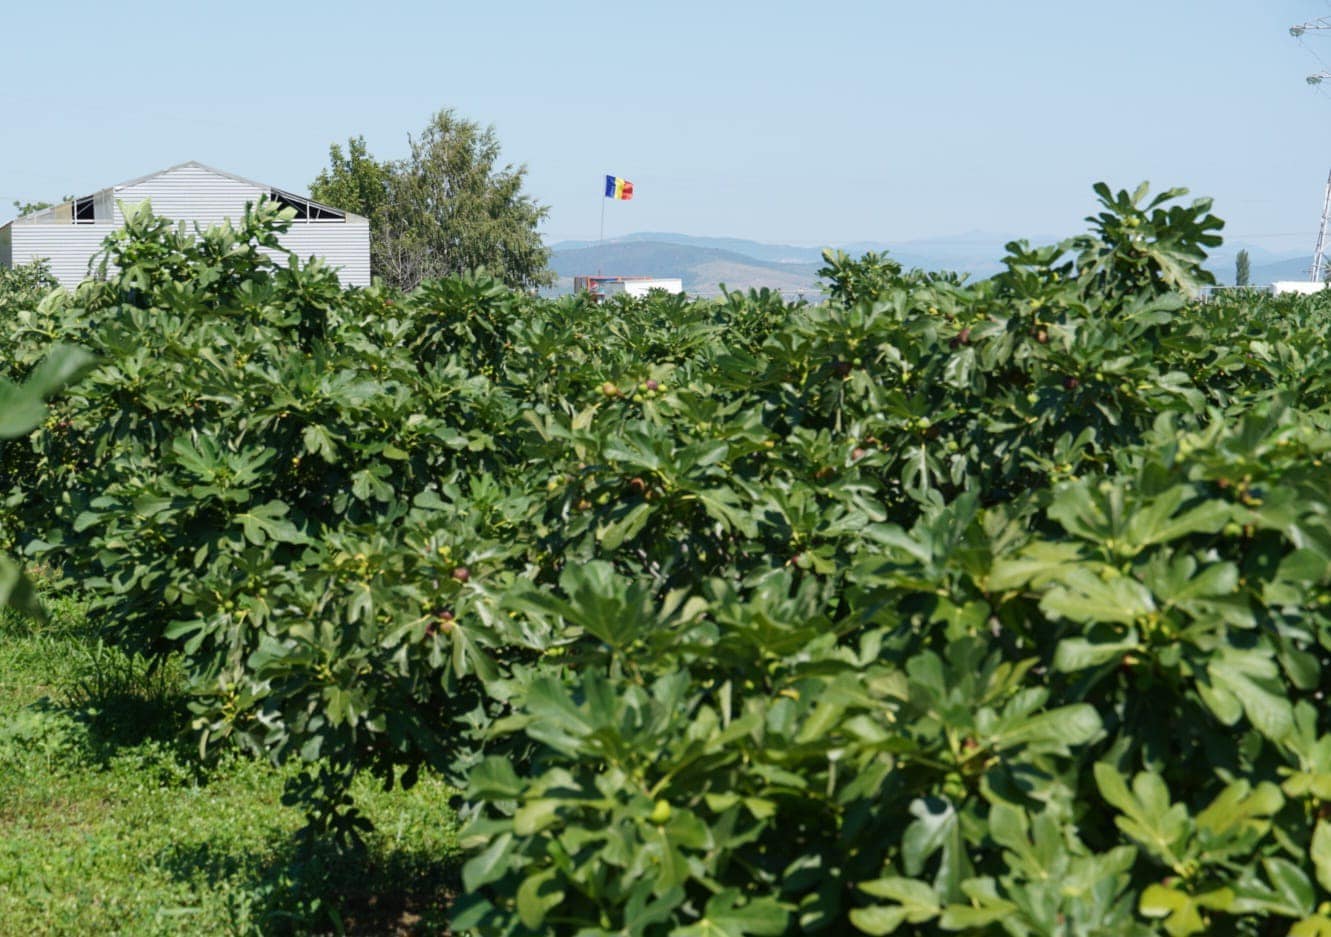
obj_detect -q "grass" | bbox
[0,585,463,936]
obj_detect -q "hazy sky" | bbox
[3,1,1331,252]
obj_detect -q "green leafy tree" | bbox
[311,110,553,292]
[308,136,391,235]
[1236,248,1251,287]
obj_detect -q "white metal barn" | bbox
[0,162,371,288]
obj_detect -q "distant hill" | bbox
[548,240,822,296]
[1206,242,1311,286]
[551,232,828,265]
[546,232,1020,296]
[550,230,1027,271]
[547,232,1313,295]
[841,231,1031,277]
[1248,256,1314,284]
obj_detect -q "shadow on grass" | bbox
[58,639,202,767]
[5,606,464,933]
[1,629,203,782]
[156,832,461,936]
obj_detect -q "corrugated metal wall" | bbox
[270,221,372,287]
[10,224,116,287]
[6,165,371,289]
[13,220,373,290]
[112,165,266,227]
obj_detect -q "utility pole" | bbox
[1293,18,1331,280]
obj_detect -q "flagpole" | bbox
[598,177,606,275]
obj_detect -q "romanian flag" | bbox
[605,174,634,200]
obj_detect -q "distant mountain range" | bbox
[1208,242,1314,285]
[547,240,823,296]
[546,232,1314,296]
[1249,256,1315,283]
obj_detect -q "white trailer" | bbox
[600,277,684,298]
[573,275,684,300]
[1271,280,1329,296]
[0,162,370,289]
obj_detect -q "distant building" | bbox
[0,161,370,289]
[573,275,684,300]
[1271,280,1329,296]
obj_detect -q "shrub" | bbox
[0,342,94,618]
[2,185,1329,934]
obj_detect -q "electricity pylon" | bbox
[1292,18,1331,37]
[1293,18,1331,280]
[1313,170,1331,282]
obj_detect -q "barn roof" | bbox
[10,161,363,225]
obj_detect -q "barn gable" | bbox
[1,162,370,288]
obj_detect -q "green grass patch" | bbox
[0,591,462,936]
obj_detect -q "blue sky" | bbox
[3,0,1330,253]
